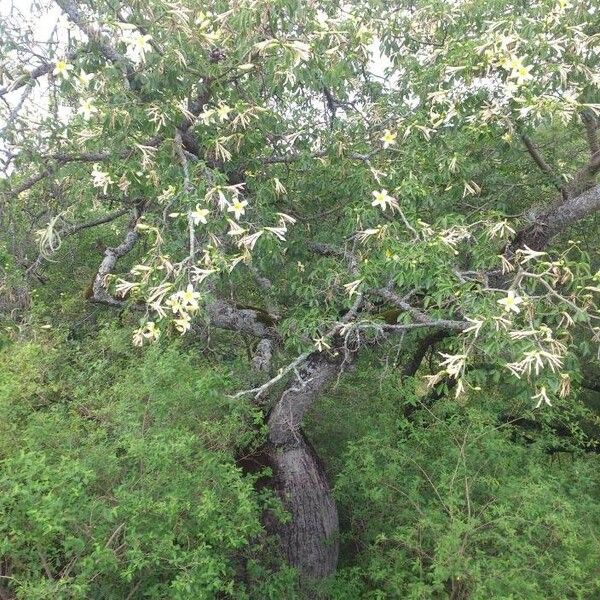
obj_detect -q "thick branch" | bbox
[205,298,278,339]
[565,150,600,198]
[402,330,450,378]
[91,208,143,305]
[252,338,274,372]
[582,110,600,157]
[514,182,600,251]
[267,350,347,448]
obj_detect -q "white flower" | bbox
[497,290,523,314]
[273,177,287,196]
[439,353,466,379]
[134,321,160,345]
[226,219,246,236]
[53,59,73,80]
[343,279,362,298]
[532,386,552,408]
[227,199,248,220]
[174,313,192,334]
[78,98,98,120]
[488,220,515,239]
[216,103,232,121]
[516,245,547,264]
[143,321,159,338]
[371,189,396,211]
[179,284,200,312]
[313,336,331,352]
[511,62,533,86]
[125,33,152,62]
[165,294,184,314]
[380,129,397,148]
[76,69,94,87]
[190,205,210,225]
[91,164,114,194]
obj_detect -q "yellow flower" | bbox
[135,321,160,345]
[511,63,533,85]
[497,290,523,314]
[133,33,152,52]
[216,103,232,121]
[53,59,74,80]
[227,199,248,219]
[371,189,394,211]
[125,33,153,62]
[190,205,209,225]
[77,69,94,87]
[166,294,184,314]
[179,284,200,312]
[78,98,98,120]
[380,129,397,149]
[174,313,192,334]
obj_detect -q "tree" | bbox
[1,0,599,594]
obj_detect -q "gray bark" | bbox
[266,436,339,579]
[265,351,346,579]
[515,181,600,251]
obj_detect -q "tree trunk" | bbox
[266,435,339,579]
[265,351,347,579]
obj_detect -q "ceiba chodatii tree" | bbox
[1,0,599,580]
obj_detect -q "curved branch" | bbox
[402,330,451,378]
[373,288,467,331]
[521,134,566,198]
[26,207,130,276]
[91,207,144,306]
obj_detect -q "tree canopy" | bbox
[1,0,600,598]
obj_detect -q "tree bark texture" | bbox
[264,351,347,579]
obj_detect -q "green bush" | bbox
[330,400,600,599]
[0,327,287,599]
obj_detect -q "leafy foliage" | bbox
[1,0,600,597]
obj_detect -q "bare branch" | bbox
[259,149,375,165]
[26,207,130,276]
[373,288,467,331]
[514,181,600,251]
[91,207,144,306]
[521,134,566,198]
[252,338,274,372]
